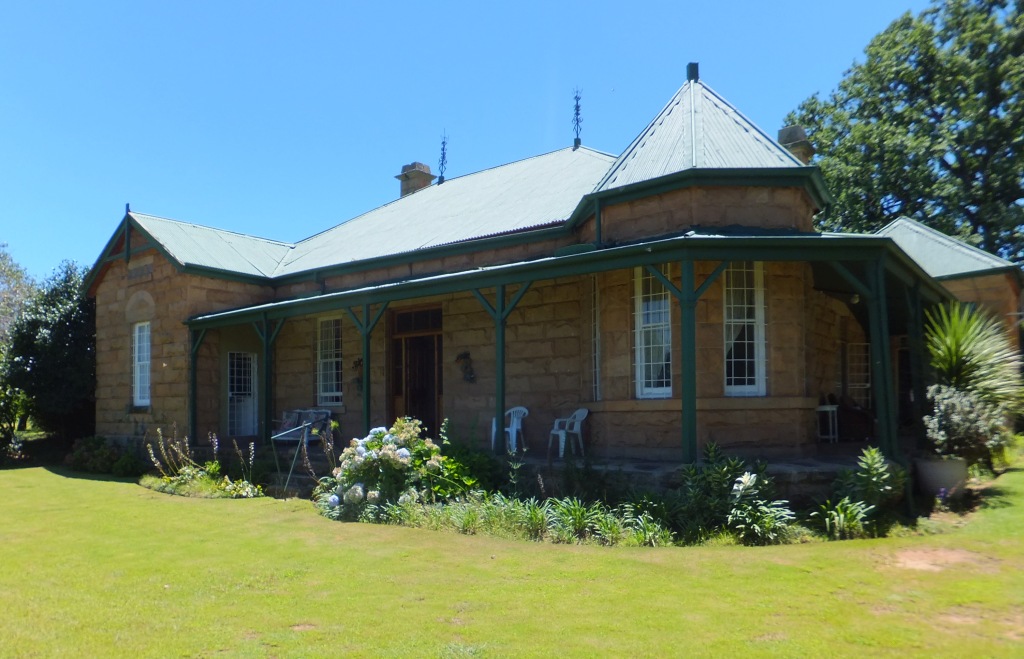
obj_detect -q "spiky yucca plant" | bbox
[925,301,1023,412]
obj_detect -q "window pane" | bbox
[635,265,672,398]
[133,322,150,406]
[317,318,343,405]
[724,262,765,396]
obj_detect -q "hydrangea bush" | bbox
[314,418,477,521]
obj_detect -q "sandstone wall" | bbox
[94,247,273,444]
[943,273,1022,351]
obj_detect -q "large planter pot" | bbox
[914,456,968,496]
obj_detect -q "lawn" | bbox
[0,464,1021,657]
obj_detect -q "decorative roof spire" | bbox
[437,132,448,184]
[572,87,582,150]
[687,62,699,81]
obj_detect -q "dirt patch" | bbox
[938,613,980,626]
[290,624,316,632]
[752,632,787,642]
[893,548,988,572]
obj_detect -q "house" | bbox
[88,64,988,466]
[876,217,1023,350]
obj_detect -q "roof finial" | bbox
[437,132,448,185]
[572,87,583,150]
[687,62,699,82]
[125,202,130,215]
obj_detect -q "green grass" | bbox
[1,466,1022,657]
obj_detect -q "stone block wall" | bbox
[94,248,273,443]
[943,273,1022,351]
[591,186,817,245]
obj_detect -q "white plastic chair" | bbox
[491,406,529,453]
[548,408,589,459]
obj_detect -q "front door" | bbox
[389,308,443,434]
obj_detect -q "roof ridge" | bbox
[594,77,804,194]
[279,147,618,273]
[593,81,690,192]
[879,217,1011,268]
[699,82,803,167]
[130,211,296,248]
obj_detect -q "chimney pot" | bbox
[686,62,699,82]
[778,125,815,165]
[395,161,437,197]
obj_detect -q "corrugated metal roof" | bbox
[131,212,294,277]
[594,79,803,193]
[273,147,615,277]
[876,217,1015,279]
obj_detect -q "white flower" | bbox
[366,490,381,504]
[356,445,367,457]
[396,447,411,462]
[344,483,366,505]
[327,494,340,508]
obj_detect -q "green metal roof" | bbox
[876,217,1019,280]
[273,147,615,277]
[594,75,804,194]
[86,73,860,293]
[130,212,294,278]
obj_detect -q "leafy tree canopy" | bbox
[0,244,36,345]
[3,261,95,439]
[787,0,1024,261]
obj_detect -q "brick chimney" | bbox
[778,126,815,165]
[395,162,436,197]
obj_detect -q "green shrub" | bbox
[110,452,146,477]
[548,497,601,543]
[925,301,1023,411]
[809,497,874,541]
[830,446,906,537]
[925,385,1009,471]
[65,436,121,474]
[622,507,675,547]
[726,472,795,546]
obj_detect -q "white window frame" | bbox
[634,265,673,399]
[723,261,766,396]
[132,321,151,407]
[317,317,343,406]
[845,342,872,408]
[228,352,258,436]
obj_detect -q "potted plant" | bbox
[917,302,1022,495]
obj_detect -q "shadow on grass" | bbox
[39,464,143,485]
[1,433,69,470]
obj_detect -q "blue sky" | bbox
[1,0,932,280]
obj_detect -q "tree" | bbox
[0,244,35,344]
[786,0,1024,261]
[4,261,95,440]
[0,245,35,448]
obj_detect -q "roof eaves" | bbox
[566,166,832,232]
[190,232,950,329]
[271,223,571,286]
